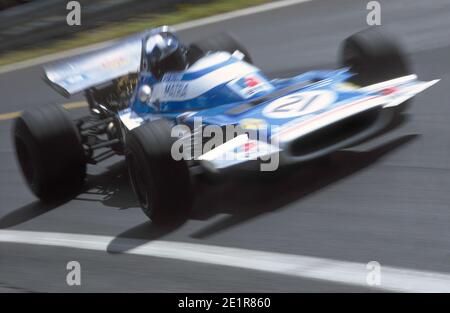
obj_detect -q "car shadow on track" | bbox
[0,159,134,230]
[0,200,66,229]
[105,133,418,253]
[78,160,139,210]
[107,221,182,254]
[189,133,418,239]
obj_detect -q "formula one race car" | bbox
[13,26,438,224]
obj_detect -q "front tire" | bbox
[13,105,86,200]
[340,27,412,112]
[340,27,411,86]
[125,119,193,224]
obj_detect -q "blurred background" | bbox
[0,0,196,52]
[1,0,450,293]
[0,0,31,10]
[0,0,269,66]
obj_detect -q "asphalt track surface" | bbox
[1,0,450,292]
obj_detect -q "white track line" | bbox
[0,0,313,74]
[1,229,449,292]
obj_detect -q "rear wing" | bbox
[43,26,170,97]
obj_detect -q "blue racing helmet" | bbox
[142,31,188,79]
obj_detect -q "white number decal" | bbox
[263,90,336,119]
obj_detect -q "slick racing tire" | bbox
[340,27,412,112]
[189,33,253,64]
[125,119,193,224]
[13,105,86,201]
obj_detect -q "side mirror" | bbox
[138,85,152,103]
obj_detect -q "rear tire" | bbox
[189,33,253,64]
[125,119,193,224]
[13,105,86,201]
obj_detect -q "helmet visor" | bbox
[144,33,179,63]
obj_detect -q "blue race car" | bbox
[14,26,439,224]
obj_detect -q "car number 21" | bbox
[263,90,336,119]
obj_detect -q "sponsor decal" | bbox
[101,56,128,69]
[381,86,398,95]
[263,90,336,119]
[234,140,259,159]
[229,73,272,98]
[162,73,184,82]
[63,73,87,85]
[164,82,188,98]
[334,82,360,91]
[239,118,267,130]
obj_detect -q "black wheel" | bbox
[13,105,86,200]
[188,33,252,64]
[340,27,412,112]
[125,119,193,224]
[340,27,411,86]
